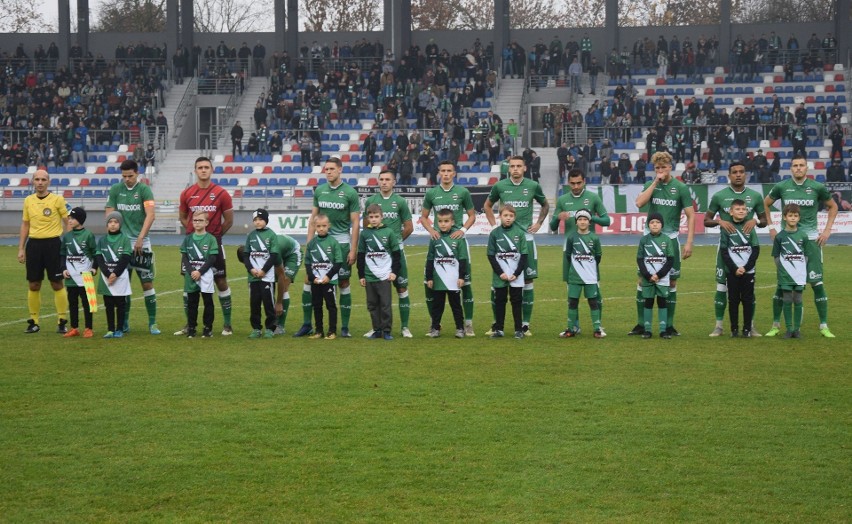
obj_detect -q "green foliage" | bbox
[1,244,849,520]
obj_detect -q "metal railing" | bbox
[172,77,198,138]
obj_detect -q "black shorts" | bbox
[26,237,63,282]
[213,238,227,279]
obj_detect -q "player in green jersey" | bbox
[60,207,97,338]
[630,151,695,337]
[704,161,767,336]
[763,155,839,337]
[105,159,160,335]
[362,170,414,338]
[484,156,549,336]
[772,203,812,338]
[273,233,301,335]
[294,157,361,338]
[549,169,611,336]
[420,160,477,336]
[560,209,604,339]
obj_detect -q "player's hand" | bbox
[717,219,736,234]
[508,274,517,282]
[359,278,366,287]
[682,241,693,260]
[457,279,465,288]
[742,218,758,234]
[817,230,831,247]
[63,270,70,278]
[429,229,440,240]
[426,280,433,289]
[389,273,396,281]
[134,238,144,255]
[500,272,509,281]
[108,274,117,285]
[348,249,357,266]
[769,228,778,241]
[191,270,201,281]
[275,302,283,315]
[650,274,659,283]
[450,230,464,239]
[17,249,25,264]
[528,223,541,234]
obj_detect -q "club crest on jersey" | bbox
[210,193,216,201]
[133,193,140,200]
[669,188,677,195]
[522,188,529,195]
[805,187,813,194]
[452,194,459,200]
[660,241,668,249]
[583,199,590,206]
[391,202,398,208]
[43,208,52,216]
[338,191,345,198]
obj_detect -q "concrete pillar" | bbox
[274,0,286,50]
[166,0,179,61]
[76,0,89,57]
[494,0,509,71]
[400,0,412,54]
[286,0,299,55]
[720,0,731,69]
[606,0,618,60]
[58,0,71,66]
[384,0,401,59]
[836,0,850,65]
[180,0,194,60]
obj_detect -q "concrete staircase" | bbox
[215,79,270,151]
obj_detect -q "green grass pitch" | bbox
[1,243,849,521]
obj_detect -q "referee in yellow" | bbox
[18,169,70,333]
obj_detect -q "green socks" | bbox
[340,286,352,329]
[302,284,313,326]
[398,291,410,329]
[714,290,727,321]
[812,283,828,325]
[277,292,290,328]
[522,287,534,325]
[462,284,474,322]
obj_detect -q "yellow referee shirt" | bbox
[22,192,68,239]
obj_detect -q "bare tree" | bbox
[560,0,606,27]
[0,0,54,33]
[300,0,382,31]
[411,0,461,30]
[732,0,834,23]
[619,0,720,26]
[194,0,268,32]
[510,0,567,29]
[94,0,166,32]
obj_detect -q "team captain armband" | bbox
[144,200,156,208]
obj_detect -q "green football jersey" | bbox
[426,230,468,291]
[276,234,300,259]
[60,228,97,287]
[767,178,831,239]
[364,192,413,239]
[772,228,810,288]
[422,183,475,228]
[96,232,133,296]
[358,224,400,282]
[486,223,528,288]
[487,177,547,230]
[719,221,759,275]
[244,228,280,283]
[637,233,676,287]
[305,234,344,282]
[707,186,766,223]
[313,181,360,243]
[565,231,602,285]
[643,177,692,238]
[550,188,610,236]
[105,181,155,239]
[180,232,219,293]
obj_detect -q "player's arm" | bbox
[135,200,156,253]
[306,206,319,241]
[419,206,439,239]
[529,196,550,234]
[592,199,612,227]
[348,210,360,265]
[221,208,234,236]
[763,193,778,240]
[635,180,657,208]
[452,207,477,240]
[178,208,190,231]
[682,205,695,260]
[483,197,497,227]
[818,196,838,246]
[17,219,29,263]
